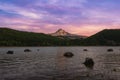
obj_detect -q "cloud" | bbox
[0,3,42,19]
[0,0,120,36]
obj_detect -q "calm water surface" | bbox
[0,47,120,80]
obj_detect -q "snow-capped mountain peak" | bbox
[50,29,87,39]
[52,28,70,36]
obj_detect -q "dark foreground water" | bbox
[0,47,120,80]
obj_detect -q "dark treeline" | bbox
[83,29,120,46]
[0,28,120,46]
[0,28,83,46]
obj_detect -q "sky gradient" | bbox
[0,0,120,36]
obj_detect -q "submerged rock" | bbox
[107,49,113,52]
[24,49,31,52]
[64,52,74,58]
[113,68,117,72]
[37,49,40,51]
[7,51,14,54]
[83,49,88,51]
[83,57,94,69]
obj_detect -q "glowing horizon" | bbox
[0,0,120,36]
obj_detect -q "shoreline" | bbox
[0,46,120,48]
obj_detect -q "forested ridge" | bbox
[0,28,120,46]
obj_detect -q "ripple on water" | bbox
[0,47,120,80]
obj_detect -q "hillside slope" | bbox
[0,28,120,46]
[84,29,120,45]
[0,28,65,46]
[0,28,83,46]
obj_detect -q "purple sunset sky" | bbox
[0,0,120,36]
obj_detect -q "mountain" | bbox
[51,29,71,36]
[0,28,120,46]
[50,29,87,39]
[0,28,83,46]
[0,28,65,46]
[84,29,120,46]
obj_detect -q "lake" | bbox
[0,47,120,80]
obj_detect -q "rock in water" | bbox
[37,49,40,51]
[83,57,94,69]
[7,51,14,54]
[107,49,113,52]
[64,52,74,58]
[83,49,88,51]
[24,49,31,52]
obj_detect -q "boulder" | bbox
[24,49,31,52]
[107,49,113,52]
[64,52,74,58]
[7,51,14,54]
[83,49,88,51]
[37,49,40,51]
[83,57,94,69]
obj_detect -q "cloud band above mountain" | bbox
[0,0,120,36]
